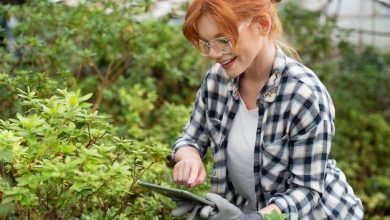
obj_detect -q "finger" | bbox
[196,165,206,185]
[187,164,199,187]
[186,204,201,220]
[173,164,181,184]
[175,163,185,184]
[200,205,213,218]
[182,161,191,184]
[172,203,194,217]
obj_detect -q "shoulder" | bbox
[280,57,335,118]
[284,58,326,95]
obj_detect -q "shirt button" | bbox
[257,128,261,133]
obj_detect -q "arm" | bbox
[172,78,210,188]
[268,89,334,220]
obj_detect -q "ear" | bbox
[256,16,272,36]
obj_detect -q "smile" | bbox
[219,57,237,69]
[220,57,235,64]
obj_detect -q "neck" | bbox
[242,39,276,83]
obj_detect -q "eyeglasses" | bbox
[196,18,253,56]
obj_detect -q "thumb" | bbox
[187,204,202,220]
[199,205,214,218]
[205,192,224,203]
[172,203,194,217]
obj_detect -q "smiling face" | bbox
[196,14,266,78]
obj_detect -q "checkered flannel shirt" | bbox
[173,48,364,219]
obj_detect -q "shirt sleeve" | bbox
[172,78,210,161]
[268,86,335,220]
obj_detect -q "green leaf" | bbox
[264,210,287,220]
[0,150,13,162]
[79,93,93,102]
[1,196,15,205]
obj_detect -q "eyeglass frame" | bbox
[196,17,253,56]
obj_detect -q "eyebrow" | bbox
[198,33,226,42]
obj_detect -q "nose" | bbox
[207,47,224,60]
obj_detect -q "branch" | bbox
[112,59,131,82]
[76,63,83,80]
[92,76,109,111]
[111,150,125,166]
[85,130,108,148]
[9,46,24,75]
[109,161,157,220]
[89,61,104,82]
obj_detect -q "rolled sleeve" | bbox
[172,82,210,161]
[172,135,208,160]
[269,186,320,220]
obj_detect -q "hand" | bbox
[200,193,264,220]
[171,198,202,220]
[173,147,206,188]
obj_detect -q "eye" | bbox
[198,40,209,48]
[219,38,230,44]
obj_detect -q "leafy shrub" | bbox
[0,0,203,112]
[0,89,170,219]
[0,0,389,219]
[0,70,75,120]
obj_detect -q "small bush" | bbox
[0,89,170,219]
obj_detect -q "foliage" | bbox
[264,210,287,220]
[0,1,200,218]
[0,70,71,120]
[0,0,203,114]
[0,0,388,219]
[0,89,170,219]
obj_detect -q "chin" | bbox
[222,70,235,78]
[223,67,243,79]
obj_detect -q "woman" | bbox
[171,0,364,219]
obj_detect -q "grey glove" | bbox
[199,193,264,220]
[171,198,202,220]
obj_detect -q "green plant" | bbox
[0,1,389,219]
[264,210,288,220]
[1,0,203,112]
[0,88,170,219]
[0,70,72,119]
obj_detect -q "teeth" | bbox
[221,58,233,65]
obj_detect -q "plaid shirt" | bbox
[173,48,364,219]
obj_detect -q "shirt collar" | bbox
[227,46,287,104]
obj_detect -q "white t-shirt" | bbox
[227,97,259,212]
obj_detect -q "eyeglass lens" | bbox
[200,38,231,56]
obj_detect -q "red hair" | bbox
[183,0,283,48]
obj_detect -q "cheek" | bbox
[246,37,263,57]
[238,43,260,65]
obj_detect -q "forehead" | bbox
[196,14,224,41]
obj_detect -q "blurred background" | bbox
[0,0,389,219]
